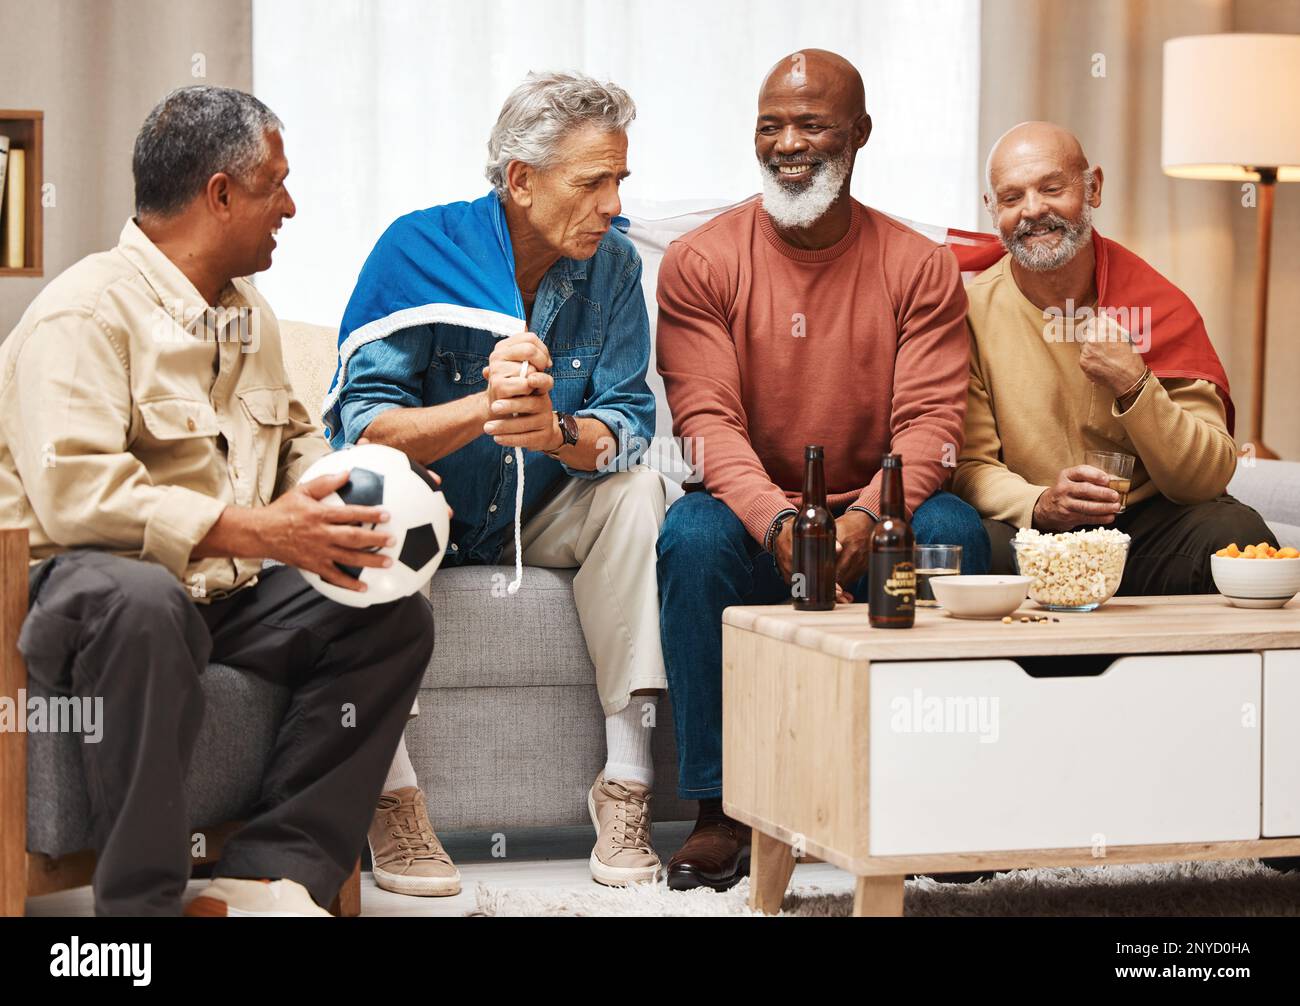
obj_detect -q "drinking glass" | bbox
[914,544,962,608]
[1084,450,1136,513]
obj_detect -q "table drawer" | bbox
[1263,649,1300,837]
[868,653,1261,855]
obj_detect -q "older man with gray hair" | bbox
[334,71,667,891]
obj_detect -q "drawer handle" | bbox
[1013,655,1116,679]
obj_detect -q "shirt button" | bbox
[488,504,498,513]
[504,453,513,464]
[450,543,459,552]
[187,417,197,431]
[571,358,582,369]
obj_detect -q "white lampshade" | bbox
[1162,33,1300,182]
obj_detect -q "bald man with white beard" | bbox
[655,49,989,892]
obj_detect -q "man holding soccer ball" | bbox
[0,87,433,916]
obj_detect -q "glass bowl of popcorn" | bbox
[1011,528,1131,612]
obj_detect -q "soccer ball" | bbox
[296,443,450,608]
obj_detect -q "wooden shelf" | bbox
[0,109,44,277]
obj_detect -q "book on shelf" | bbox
[3,145,24,269]
[0,135,9,266]
[0,135,9,210]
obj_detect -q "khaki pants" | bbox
[504,465,668,715]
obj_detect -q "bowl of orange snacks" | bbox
[1211,541,1300,608]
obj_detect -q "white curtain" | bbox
[252,0,981,326]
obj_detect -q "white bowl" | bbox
[929,574,1032,619]
[1210,555,1300,609]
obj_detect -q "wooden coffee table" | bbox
[721,595,1300,916]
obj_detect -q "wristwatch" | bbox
[546,412,579,456]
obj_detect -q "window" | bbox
[252,0,981,324]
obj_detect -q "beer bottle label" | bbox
[883,560,916,607]
[869,551,916,620]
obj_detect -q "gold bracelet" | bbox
[1116,367,1151,410]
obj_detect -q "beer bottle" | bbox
[868,453,916,628]
[792,445,836,611]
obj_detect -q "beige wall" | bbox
[3,0,1294,456]
[979,0,1300,459]
[0,0,251,335]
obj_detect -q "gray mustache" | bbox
[1012,213,1072,240]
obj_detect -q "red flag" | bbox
[943,228,1234,433]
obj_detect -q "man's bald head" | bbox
[759,49,866,120]
[985,121,1089,194]
[755,49,871,232]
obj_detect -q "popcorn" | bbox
[1012,527,1130,610]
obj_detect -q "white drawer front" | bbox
[869,653,1261,855]
[1263,649,1300,837]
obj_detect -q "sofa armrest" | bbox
[1,527,29,915]
[1228,459,1300,527]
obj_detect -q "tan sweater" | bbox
[953,256,1237,528]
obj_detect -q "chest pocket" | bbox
[135,396,223,502]
[237,386,291,504]
[431,349,490,390]
[138,397,221,442]
[545,291,603,353]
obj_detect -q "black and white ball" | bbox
[297,443,450,608]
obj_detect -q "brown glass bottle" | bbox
[792,445,836,611]
[868,453,916,628]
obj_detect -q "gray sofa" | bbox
[22,207,1300,864]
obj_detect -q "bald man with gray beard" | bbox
[954,121,1275,594]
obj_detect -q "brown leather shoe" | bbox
[666,799,751,892]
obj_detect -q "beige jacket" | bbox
[0,219,331,598]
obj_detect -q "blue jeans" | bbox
[656,490,990,800]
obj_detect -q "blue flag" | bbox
[321,191,527,438]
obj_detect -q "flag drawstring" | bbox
[506,358,528,595]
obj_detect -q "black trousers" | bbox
[983,493,1277,595]
[20,551,433,916]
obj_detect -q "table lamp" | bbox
[1162,33,1300,459]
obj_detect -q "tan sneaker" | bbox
[368,786,461,897]
[183,877,332,917]
[587,771,661,887]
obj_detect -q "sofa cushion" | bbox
[423,565,596,690]
[27,664,290,858]
[408,682,692,829]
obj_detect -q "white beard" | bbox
[760,148,853,231]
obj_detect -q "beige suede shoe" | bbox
[368,786,461,897]
[183,877,332,917]
[587,771,661,887]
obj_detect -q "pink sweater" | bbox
[656,198,970,544]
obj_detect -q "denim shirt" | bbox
[333,225,655,567]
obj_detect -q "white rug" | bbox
[474,860,1300,917]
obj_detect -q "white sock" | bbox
[383,733,418,793]
[604,696,656,788]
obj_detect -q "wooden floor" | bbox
[25,822,849,917]
[28,859,857,917]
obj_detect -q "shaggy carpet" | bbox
[473,859,1300,917]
